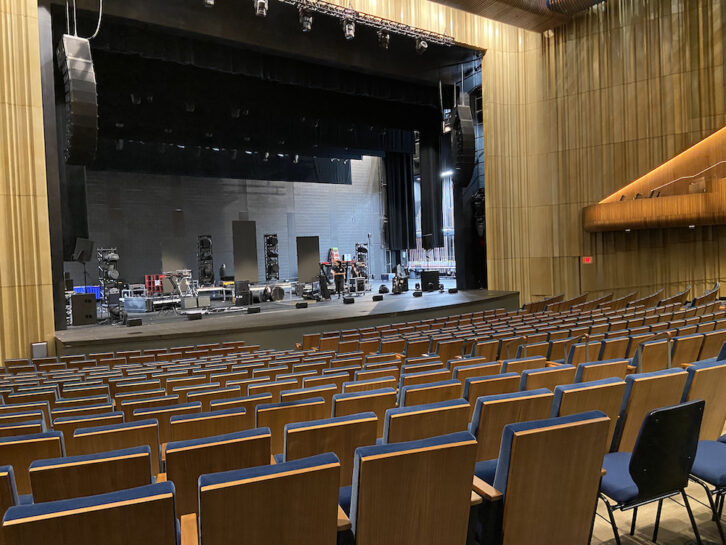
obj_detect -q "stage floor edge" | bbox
[54,290,520,354]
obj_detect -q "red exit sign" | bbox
[582,256,593,264]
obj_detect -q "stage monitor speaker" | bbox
[248,306,261,314]
[413,291,423,297]
[56,35,98,165]
[448,288,459,294]
[232,221,259,282]
[126,318,142,327]
[378,285,389,294]
[296,302,308,309]
[72,237,94,264]
[421,270,440,292]
[373,295,383,301]
[181,297,198,310]
[343,297,354,304]
[187,314,203,321]
[71,294,97,325]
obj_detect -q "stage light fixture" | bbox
[299,7,313,32]
[377,30,390,50]
[440,170,454,178]
[293,154,300,164]
[343,17,355,39]
[263,151,270,162]
[416,37,428,54]
[254,0,268,17]
[204,0,214,6]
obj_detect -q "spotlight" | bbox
[377,30,390,50]
[293,154,300,164]
[203,0,214,6]
[299,7,313,32]
[416,37,428,54]
[343,18,355,40]
[263,151,270,162]
[254,0,268,17]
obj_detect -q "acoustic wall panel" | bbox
[233,221,259,282]
[296,236,320,284]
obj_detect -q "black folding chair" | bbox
[598,399,705,545]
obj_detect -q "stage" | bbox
[54,289,520,355]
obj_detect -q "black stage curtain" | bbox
[419,127,443,250]
[385,153,416,251]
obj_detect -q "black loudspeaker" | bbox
[64,272,74,291]
[319,274,331,300]
[343,297,355,304]
[126,318,143,327]
[248,307,261,314]
[71,294,97,325]
[413,291,423,297]
[296,302,308,309]
[56,35,98,165]
[378,285,389,294]
[373,295,383,301]
[421,271,440,292]
[187,314,203,321]
[448,288,459,294]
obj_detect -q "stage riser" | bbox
[54,291,519,355]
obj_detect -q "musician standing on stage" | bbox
[332,260,346,299]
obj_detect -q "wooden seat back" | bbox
[383,399,469,444]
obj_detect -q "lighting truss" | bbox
[276,0,454,46]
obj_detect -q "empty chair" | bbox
[166,428,271,517]
[698,330,726,360]
[399,369,451,389]
[0,432,63,497]
[670,333,704,367]
[598,336,630,360]
[0,421,43,438]
[469,389,553,466]
[463,373,521,417]
[611,369,688,452]
[600,401,705,544]
[381,399,469,444]
[343,376,398,394]
[256,398,328,454]
[574,359,628,382]
[280,384,337,415]
[519,365,575,391]
[170,408,248,443]
[474,411,610,545]
[344,432,476,545]
[332,388,397,438]
[453,362,501,383]
[187,386,241,411]
[280,412,377,487]
[472,339,499,360]
[499,356,546,375]
[53,412,124,456]
[132,402,201,445]
[681,360,726,440]
[436,339,463,363]
[551,378,626,447]
[73,419,161,475]
[689,436,726,542]
[29,446,152,503]
[2,482,179,545]
[399,379,462,407]
[198,453,341,545]
[0,466,19,544]
[209,393,271,425]
[631,338,670,373]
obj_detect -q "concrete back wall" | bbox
[65,157,386,286]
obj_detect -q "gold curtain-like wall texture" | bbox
[0,0,55,363]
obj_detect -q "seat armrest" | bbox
[181,514,199,545]
[270,455,277,464]
[157,472,167,483]
[337,505,352,532]
[470,490,483,506]
[473,476,502,502]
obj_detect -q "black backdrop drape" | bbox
[419,127,444,250]
[385,153,416,251]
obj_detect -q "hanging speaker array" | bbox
[265,234,280,281]
[56,35,98,165]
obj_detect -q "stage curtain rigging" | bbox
[384,153,417,251]
[419,126,444,249]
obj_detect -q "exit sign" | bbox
[582,256,593,264]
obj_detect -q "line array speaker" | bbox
[56,35,98,165]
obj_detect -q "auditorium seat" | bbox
[196,453,341,545]
[698,330,726,360]
[469,389,553,466]
[519,365,576,391]
[0,411,46,429]
[611,369,688,452]
[399,379,462,407]
[499,356,546,375]
[630,338,670,373]
[29,446,153,502]
[0,432,63,497]
[670,333,705,367]
[73,419,161,475]
[118,394,179,421]
[344,432,476,545]
[0,421,44,438]
[681,360,726,440]
[53,412,124,456]
[256,397,328,454]
[474,411,609,545]
[132,402,201,445]
[463,373,521,418]
[51,402,115,421]
[2,482,179,545]
[279,412,377,488]
[332,388,397,437]
[166,428,271,517]
[381,399,469,444]
[574,359,629,382]
[452,361,501,383]
[280,384,337,414]
[551,378,626,446]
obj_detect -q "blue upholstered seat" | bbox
[469,389,551,439]
[53,411,123,426]
[344,376,396,392]
[720,434,726,444]
[691,440,726,487]
[29,445,151,471]
[500,356,543,373]
[381,399,469,444]
[282,412,376,462]
[166,427,271,453]
[209,393,268,410]
[601,452,638,503]
[73,418,158,436]
[452,362,499,381]
[169,407,245,424]
[399,380,459,406]
[0,465,20,507]
[339,485,353,515]
[519,365,574,390]
[474,459,497,484]
[681,360,726,402]
[332,388,396,417]
[574,360,626,383]
[551,377,622,417]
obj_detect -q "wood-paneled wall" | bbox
[0,0,56,363]
[484,0,726,303]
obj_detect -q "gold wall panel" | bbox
[0,0,56,363]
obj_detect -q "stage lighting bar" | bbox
[276,0,454,46]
